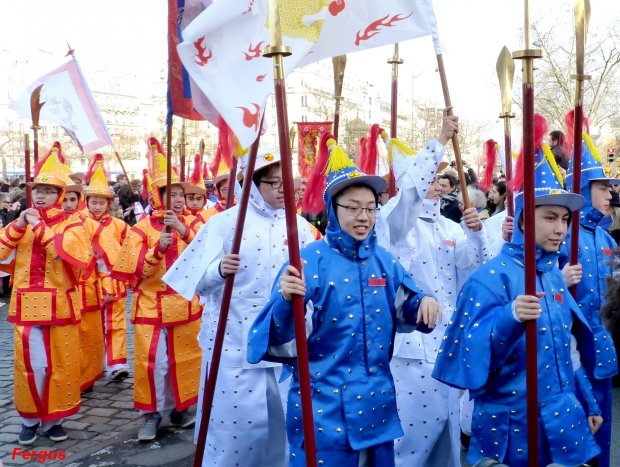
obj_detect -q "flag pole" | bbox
[496,46,516,218]
[569,0,591,298]
[180,119,187,182]
[114,151,136,195]
[30,84,45,166]
[387,44,403,198]
[513,0,543,464]
[24,134,31,207]
[332,55,346,140]
[264,1,317,465]
[165,122,173,212]
[192,129,262,467]
[435,55,470,208]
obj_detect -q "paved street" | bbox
[0,292,619,466]
[0,293,196,466]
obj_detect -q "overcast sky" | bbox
[2,0,619,142]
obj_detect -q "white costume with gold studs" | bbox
[164,159,315,467]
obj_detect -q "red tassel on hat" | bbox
[509,113,548,193]
[357,124,383,175]
[210,116,236,177]
[84,153,108,184]
[189,154,202,185]
[302,132,334,215]
[563,109,590,158]
[480,139,498,191]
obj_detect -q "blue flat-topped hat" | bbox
[511,113,585,216]
[302,134,386,215]
[514,144,585,214]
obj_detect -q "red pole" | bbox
[504,123,515,218]
[387,45,402,198]
[193,135,261,467]
[514,36,543,466]
[264,4,317,463]
[568,102,584,298]
[569,0,590,298]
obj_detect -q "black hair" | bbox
[438,172,458,188]
[252,161,281,186]
[332,182,379,207]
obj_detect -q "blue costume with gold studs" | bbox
[562,136,619,467]
[432,146,600,467]
[248,150,432,466]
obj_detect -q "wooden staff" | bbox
[496,46,516,218]
[387,44,403,198]
[30,84,45,166]
[263,1,317,465]
[332,55,346,140]
[513,0,543,463]
[193,131,262,467]
[114,151,136,195]
[435,55,470,207]
[569,0,591,298]
[24,134,31,207]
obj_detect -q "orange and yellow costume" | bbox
[113,143,201,413]
[2,152,92,423]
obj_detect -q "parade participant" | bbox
[1,150,93,445]
[60,168,108,392]
[387,124,491,466]
[433,135,602,467]
[84,156,130,382]
[184,153,214,231]
[164,148,316,466]
[112,139,201,441]
[247,140,441,466]
[68,172,88,215]
[562,112,619,467]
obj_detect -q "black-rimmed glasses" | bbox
[335,203,379,217]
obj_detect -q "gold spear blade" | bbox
[496,46,515,115]
[30,84,45,128]
[575,0,590,75]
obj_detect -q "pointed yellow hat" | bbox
[85,167,113,198]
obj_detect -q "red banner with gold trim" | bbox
[296,121,332,179]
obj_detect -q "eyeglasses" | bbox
[335,203,379,217]
[32,188,59,196]
[258,179,284,189]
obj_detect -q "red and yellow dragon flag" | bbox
[177,0,440,148]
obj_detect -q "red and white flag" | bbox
[10,55,114,153]
[178,0,440,147]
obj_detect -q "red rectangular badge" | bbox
[554,291,563,303]
[369,278,386,287]
[444,239,455,247]
[602,248,613,256]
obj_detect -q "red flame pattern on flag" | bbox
[355,12,413,46]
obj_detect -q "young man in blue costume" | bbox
[247,140,441,466]
[562,113,619,467]
[432,133,603,467]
